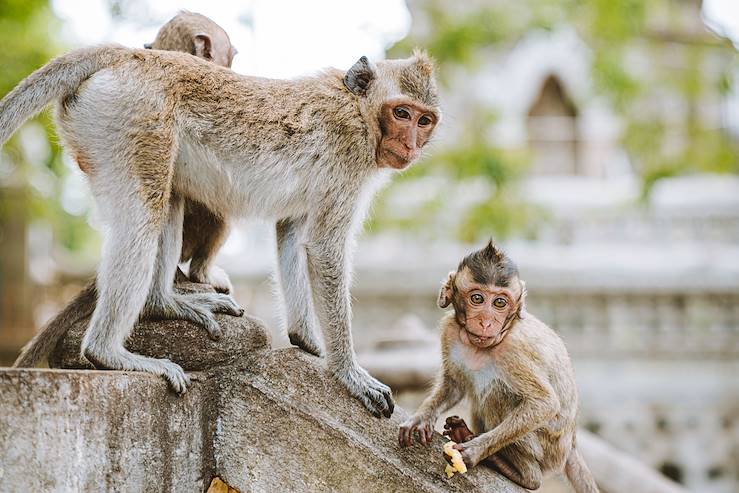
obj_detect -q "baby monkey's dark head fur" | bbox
[438,240,527,348]
[459,240,519,287]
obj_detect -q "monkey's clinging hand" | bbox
[399,241,599,492]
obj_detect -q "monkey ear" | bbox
[437,271,456,309]
[517,280,529,319]
[344,56,376,96]
[194,33,213,60]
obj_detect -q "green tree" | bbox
[0,0,94,253]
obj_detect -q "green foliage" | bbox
[0,1,95,252]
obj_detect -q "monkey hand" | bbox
[443,416,475,443]
[450,438,485,469]
[337,364,395,419]
[398,414,435,447]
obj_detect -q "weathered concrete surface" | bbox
[0,369,214,492]
[1,350,521,492]
[49,282,270,371]
[215,349,517,493]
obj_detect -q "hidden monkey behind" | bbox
[399,241,598,492]
[0,39,440,416]
[12,11,236,369]
[145,10,237,69]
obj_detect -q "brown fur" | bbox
[148,11,236,68]
[399,242,598,492]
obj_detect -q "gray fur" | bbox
[0,45,439,417]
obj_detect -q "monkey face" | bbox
[453,270,521,348]
[377,97,438,169]
[438,242,526,350]
[458,285,519,348]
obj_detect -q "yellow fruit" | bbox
[443,441,467,477]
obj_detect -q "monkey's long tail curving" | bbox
[0,44,127,146]
[12,280,97,368]
[565,446,600,493]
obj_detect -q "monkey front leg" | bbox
[455,391,558,468]
[400,373,465,446]
[305,234,394,418]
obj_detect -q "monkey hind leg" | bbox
[81,196,189,393]
[145,195,243,341]
[276,217,323,357]
[483,446,543,491]
[565,447,599,493]
[80,122,194,393]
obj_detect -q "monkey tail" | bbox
[565,446,600,493]
[0,44,127,145]
[12,280,97,368]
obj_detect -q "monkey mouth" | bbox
[383,149,414,169]
[464,329,494,347]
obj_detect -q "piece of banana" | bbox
[443,441,468,477]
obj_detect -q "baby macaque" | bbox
[399,241,598,492]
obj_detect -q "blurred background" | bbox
[1,0,738,492]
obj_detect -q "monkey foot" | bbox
[337,364,395,418]
[288,331,323,357]
[83,345,190,395]
[443,416,475,443]
[146,292,244,341]
[190,265,233,294]
[483,454,542,491]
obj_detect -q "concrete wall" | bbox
[1,349,521,493]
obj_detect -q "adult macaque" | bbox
[12,11,237,369]
[0,40,439,417]
[399,242,598,492]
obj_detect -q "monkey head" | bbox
[343,51,441,170]
[438,241,527,349]
[145,11,238,68]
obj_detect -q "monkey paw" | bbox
[337,364,395,418]
[288,322,323,357]
[453,438,485,469]
[191,265,233,294]
[83,346,190,395]
[399,414,435,447]
[157,358,191,395]
[147,292,244,341]
[443,416,475,443]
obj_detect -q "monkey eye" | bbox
[493,297,508,308]
[470,293,484,305]
[418,115,433,126]
[393,107,411,120]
